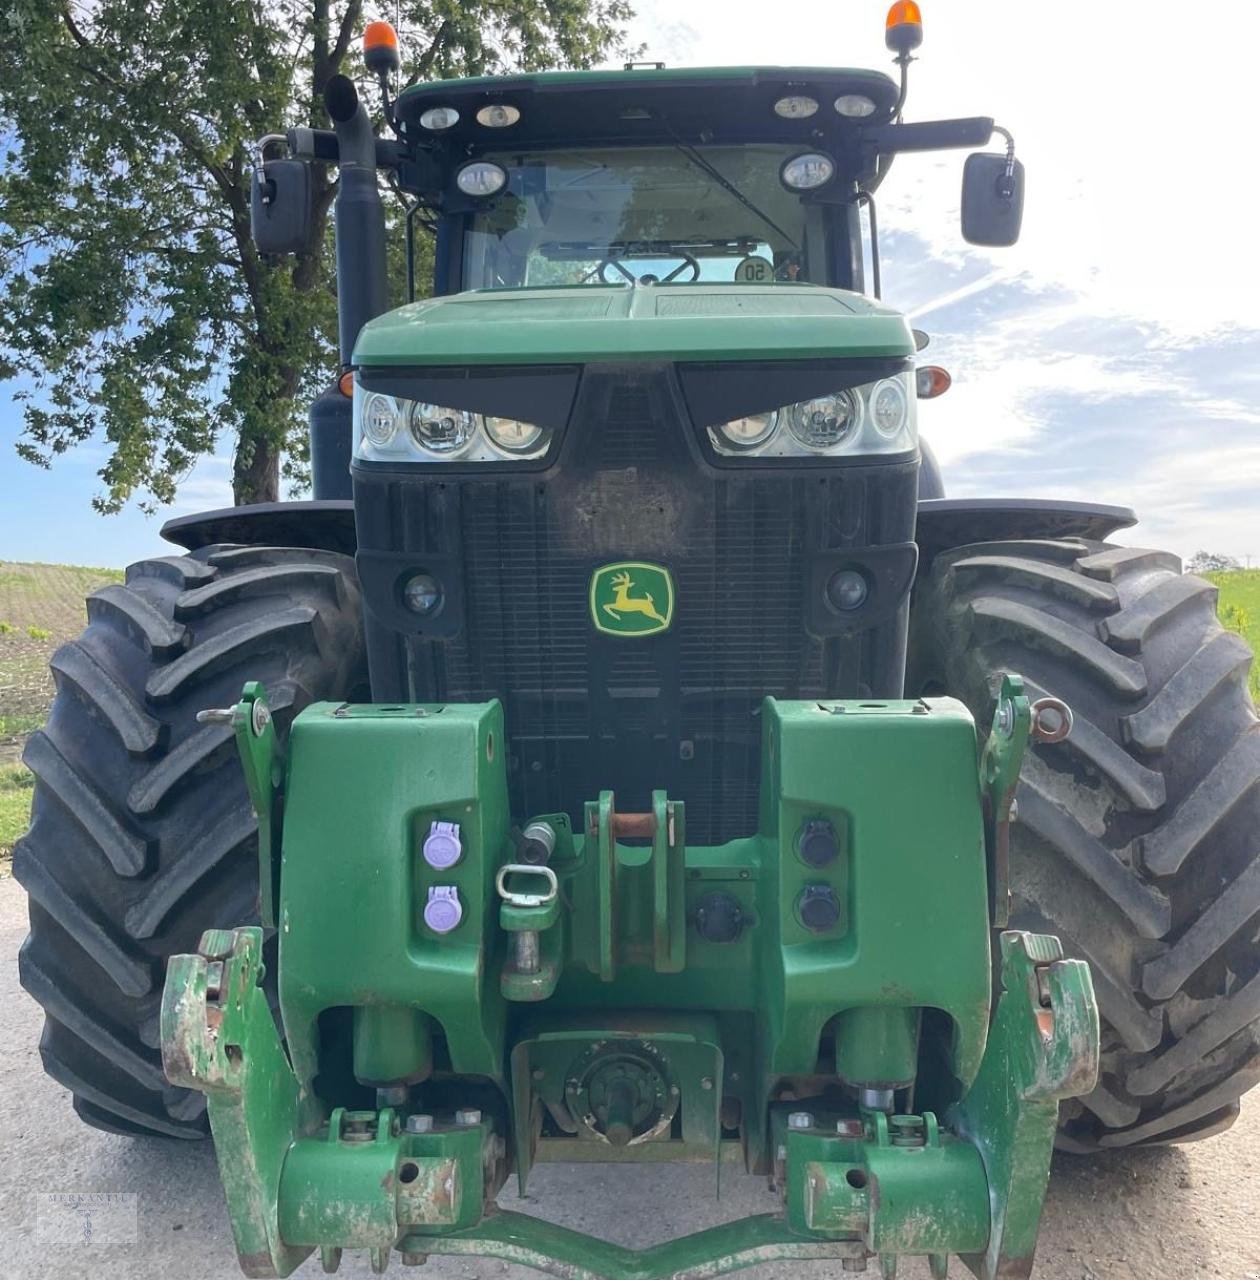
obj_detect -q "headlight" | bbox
[354,386,551,462]
[869,377,909,437]
[706,372,917,458]
[713,409,779,452]
[789,391,860,449]
[484,415,545,453]
[410,403,476,455]
[780,152,836,191]
[456,161,508,197]
[362,393,404,447]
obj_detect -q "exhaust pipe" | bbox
[324,74,388,367]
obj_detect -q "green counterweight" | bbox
[161,682,1099,1279]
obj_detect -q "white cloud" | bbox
[614,0,1260,558]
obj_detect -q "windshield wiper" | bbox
[661,118,799,252]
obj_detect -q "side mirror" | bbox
[251,159,314,255]
[961,152,1025,247]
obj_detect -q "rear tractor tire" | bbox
[13,545,366,1138]
[911,538,1260,1151]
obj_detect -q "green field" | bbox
[1,560,1258,865]
[1209,569,1260,700]
[0,561,124,863]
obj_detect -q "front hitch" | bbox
[161,924,1096,1279]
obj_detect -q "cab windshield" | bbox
[461,145,821,290]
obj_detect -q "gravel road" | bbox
[1,875,1256,1280]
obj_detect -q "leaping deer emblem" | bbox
[603,570,668,625]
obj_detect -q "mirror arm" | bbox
[991,125,1018,194]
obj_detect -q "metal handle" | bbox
[495,863,558,908]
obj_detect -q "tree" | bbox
[1187,551,1240,574]
[0,1,635,510]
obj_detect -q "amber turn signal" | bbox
[915,365,951,399]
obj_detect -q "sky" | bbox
[2,0,1259,567]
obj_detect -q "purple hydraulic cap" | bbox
[422,820,463,870]
[424,885,463,934]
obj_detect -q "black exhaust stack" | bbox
[311,74,388,499]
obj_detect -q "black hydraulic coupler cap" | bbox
[797,819,840,868]
[694,892,745,944]
[797,884,842,933]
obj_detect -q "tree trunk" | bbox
[233,431,281,505]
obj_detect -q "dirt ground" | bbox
[0,876,1256,1280]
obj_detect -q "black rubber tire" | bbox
[13,545,366,1138]
[909,538,1260,1151]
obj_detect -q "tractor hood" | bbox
[353,283,914,367]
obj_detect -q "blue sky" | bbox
[2,0,1258,568]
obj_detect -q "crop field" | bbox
[0,561,124,861]
[1,560,1258,864]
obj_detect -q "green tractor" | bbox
[16,6,1259,1276]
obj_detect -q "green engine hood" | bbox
[353,284,914,367]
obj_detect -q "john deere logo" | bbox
[590,562,675,637]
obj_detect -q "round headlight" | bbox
[409,403,476,455]
[835,94,877,119]
[773,95,819,120]
[788,391,860,450]
[476,103,520,128]
[484,415,544,454]
[870,378,909,436]
[419,106,460,131]
[826,568,869,612]
[362,393,402,447]
[402,573,443,615]
[780,152,836,192]
[455,161,508,197]
[715,410,779,452]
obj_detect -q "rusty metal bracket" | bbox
[951,930,1100,1279]
[161,926,313,1277]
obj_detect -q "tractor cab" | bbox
[392,63,1019,297]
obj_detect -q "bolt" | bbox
[700,1077,714,1091]
[787,1111,813,1130]
[251,699,271,736]
[995,700,1014,736]
[378,1086,408,1109]
[405,1114,434,1134]
[454,1108,482,1127]
[401,1251,428,1267]
[836,1119,865,1138]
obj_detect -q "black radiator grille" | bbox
[357,365,915,845]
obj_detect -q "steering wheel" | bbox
[597,254,701,285]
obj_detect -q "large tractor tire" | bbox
[910,538,1260,1151]
[13,545,365,1138]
